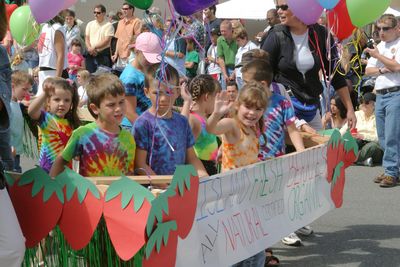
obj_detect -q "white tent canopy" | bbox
[384,7,400,16]
[216,0,276,20]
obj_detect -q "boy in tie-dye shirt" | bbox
[50,74,135,177]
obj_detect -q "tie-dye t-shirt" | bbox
[190,112,218,161]
[133,111,195,175]
[62,122,135,177]
[38,111,73,173]
[258,94,296,160]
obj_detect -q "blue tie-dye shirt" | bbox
[133,111,195,175]
[259,93,296,160]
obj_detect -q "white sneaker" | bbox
[281,232,302,246]
[295,225,314,236]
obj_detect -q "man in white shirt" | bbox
[85,4,114,73]
[365,14,400,187]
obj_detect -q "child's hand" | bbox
[180,81,192,103]
[42,78,56,96]
[214,91,234,115]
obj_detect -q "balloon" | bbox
[327,0,355,41]
[347,0,390,27]
[127,0,153,10]
[5,4,18,22]
[171,0,218,16]
[287,0,324,25]
[317,0,340,9]
[9,6,41,46]
[62,0,78,10]
[30,0,64,23]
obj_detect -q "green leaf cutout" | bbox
[18,166,64,203]
[328,129,342,149]
[332,161,344,186]
[4,172,15,187]
[342,130,359,155]
[105,176,155,211]
[56,167,100,203]
[146,189,175,236]
[145,220,177,259]
[169,165,197,196]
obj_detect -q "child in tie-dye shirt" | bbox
[50,74,135,177]
[28,78,80,173]
[206,81,268,172]
[133,63,208,178]
[187,75,220,175]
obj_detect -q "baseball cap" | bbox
[134,32,162,64]
[235,49,269,68]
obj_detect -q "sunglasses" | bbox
[122,7,131,10]
[376,26,393,32]
[276,4,289,11]
[93,11,102,15]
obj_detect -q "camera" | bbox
[366,39,375,49]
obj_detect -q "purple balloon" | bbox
[172,0,218,16]
[30,0,64,24]
[287,0,324,25]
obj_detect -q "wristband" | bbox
[379,68,383,74]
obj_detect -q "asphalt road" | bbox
[20,158,400,266]
[271,165,400,267]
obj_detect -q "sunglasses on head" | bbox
[376,26,393,32]
[276,4,289,11]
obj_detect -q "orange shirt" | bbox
[221,128,259,172]
[115,17,142,59]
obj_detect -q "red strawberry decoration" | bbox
[326,130,358,208]
[145,165,199,266]
[8,166,64,248]
[57,167,103,250]
[103,176,155,261]
[143,221,178,267]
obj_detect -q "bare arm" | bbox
[94,36,112,51]
[366,46,400,72]
[28,92,47,120]
[336,86,356,129]
[54,30,65,77]
[134,148,156,175]
[287,123,305,152]
[49,155,68,177]
[186,147,208,178]
[125,95,138,123]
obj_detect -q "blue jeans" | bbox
[221,67,235,90]
[231,250,265,267]
[375,91,400,178]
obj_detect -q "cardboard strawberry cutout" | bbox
[326,130,358,208]
[145,165,199,266]
[8,166,64,248]
[57,167,103,250]
[103,176,155,261]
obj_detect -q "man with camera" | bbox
[365,14,400,188]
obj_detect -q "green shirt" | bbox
[185,50,199,78]
[217,36,238,67]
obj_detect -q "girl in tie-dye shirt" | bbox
[187,75,219,175]
[206,82,269,172]
[28,78,80,173]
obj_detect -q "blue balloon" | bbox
[317,0,340,9]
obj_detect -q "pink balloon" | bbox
[287,0,324,25]
[63,0,78,10]
[30,0,64,23]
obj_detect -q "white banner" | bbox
[176,144,334,267]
